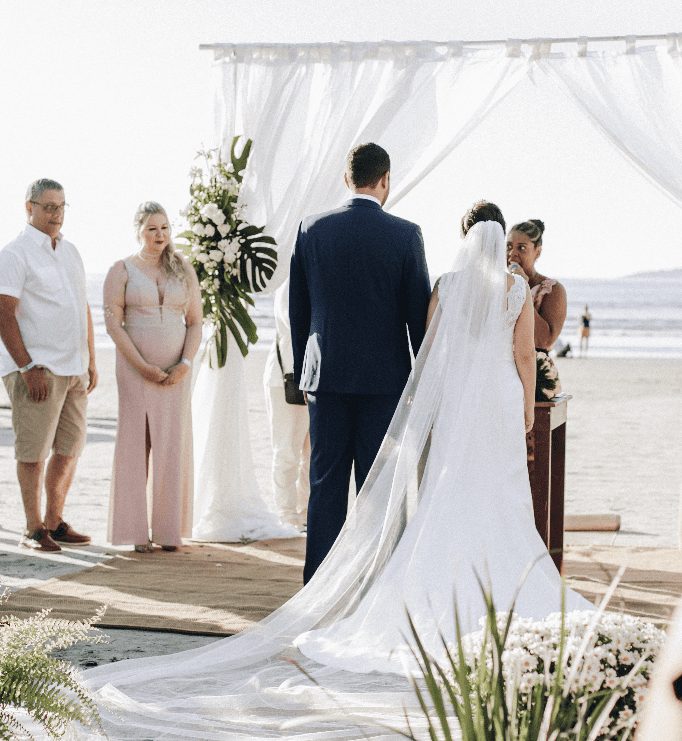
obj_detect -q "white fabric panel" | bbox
[213,42,527,289]
[538,37,682,206]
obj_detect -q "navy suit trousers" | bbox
[303,391,401,584]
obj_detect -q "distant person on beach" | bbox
[263,280,310,529]
[507,219,566,398]
[579,304,592,356]
[103,202,202,553]
[0,178,97,551]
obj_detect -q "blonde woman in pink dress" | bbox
[103,202,202,552]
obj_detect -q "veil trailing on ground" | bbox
[82,222,519,739]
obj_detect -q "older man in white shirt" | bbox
[263,280,310,528]
[0,179,97,551]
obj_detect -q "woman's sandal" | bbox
[161,545,178,552]
[134,542,153,553]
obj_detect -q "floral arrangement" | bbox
[178,137,277,367]
[535,350,561,401]
[0,589,106,738]
[404,585,666,740]
[458,610,664,737]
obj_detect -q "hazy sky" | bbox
[1,0,681,279]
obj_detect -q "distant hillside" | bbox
[625,268,682,280]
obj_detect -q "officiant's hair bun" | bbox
[510,219,545,246]
[346,143,390,188]
[461,200,506,237]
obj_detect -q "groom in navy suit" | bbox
[289,143,431,583]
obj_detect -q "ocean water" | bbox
[88,272,682,359]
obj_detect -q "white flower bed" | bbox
[457,610,665,736]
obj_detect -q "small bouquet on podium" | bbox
[535,350,561,401]
[178,137,277,367]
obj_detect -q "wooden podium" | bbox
[526,395,571,572]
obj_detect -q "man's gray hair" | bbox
[25,178,64,202]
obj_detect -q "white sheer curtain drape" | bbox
[194,35,682,543]
[537,34,682,206]
[213,41,527,283]
[192,42,526,542]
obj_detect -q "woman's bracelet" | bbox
[180,358,192,368]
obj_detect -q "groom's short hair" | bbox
[346,143,390,188]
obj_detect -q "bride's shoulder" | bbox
[436,271,455,299]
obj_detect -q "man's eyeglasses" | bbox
[30,201,69,215]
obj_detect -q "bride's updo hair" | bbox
[134,201,186,282]
[461,200,506,237]
[509,219,545,246]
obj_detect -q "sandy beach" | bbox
[1,349,681,664]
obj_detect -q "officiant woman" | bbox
[103,202,202,552]
[506,219,567,398]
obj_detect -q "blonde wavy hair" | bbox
[134,201,186,282]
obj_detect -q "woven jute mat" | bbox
[0,539,306,635]
[564,545,682,624]
[2,542,680,633]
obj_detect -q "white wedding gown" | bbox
[82,222,592,739]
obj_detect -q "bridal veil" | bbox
[82,221,554,739]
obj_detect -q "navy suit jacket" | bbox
[289,198,431,395]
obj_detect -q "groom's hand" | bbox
[303,391,308,404]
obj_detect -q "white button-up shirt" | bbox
[0,224,88,377]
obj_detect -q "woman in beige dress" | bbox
[103,202,202,552]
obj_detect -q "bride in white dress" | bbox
[83,221,592,739]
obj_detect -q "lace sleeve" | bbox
[505,275,527,327]
[437,272,452,303]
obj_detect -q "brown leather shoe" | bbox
[49,521,91,546]
[23,526,61,552]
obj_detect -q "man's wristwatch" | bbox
[18,361,36,374]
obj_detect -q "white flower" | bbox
[217,223,230,238]
[200,203,218,219]
[205,260,216,270]
[213,278,220,289]
[192,223,205,236]
[195,253,209,264]
[200,202,227,226]
[204,223,216,237]
[209,249,223,262]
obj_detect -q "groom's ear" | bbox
[343,172,351,190]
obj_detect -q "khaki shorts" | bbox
[2,370,88,462]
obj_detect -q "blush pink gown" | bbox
[108,259,193,546]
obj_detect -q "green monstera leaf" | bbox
[179,136,279,366]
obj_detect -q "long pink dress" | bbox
[108,259,193,546]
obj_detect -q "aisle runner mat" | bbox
[0,539,305,636]
[563,545,682,624]
[1,542,680,634]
